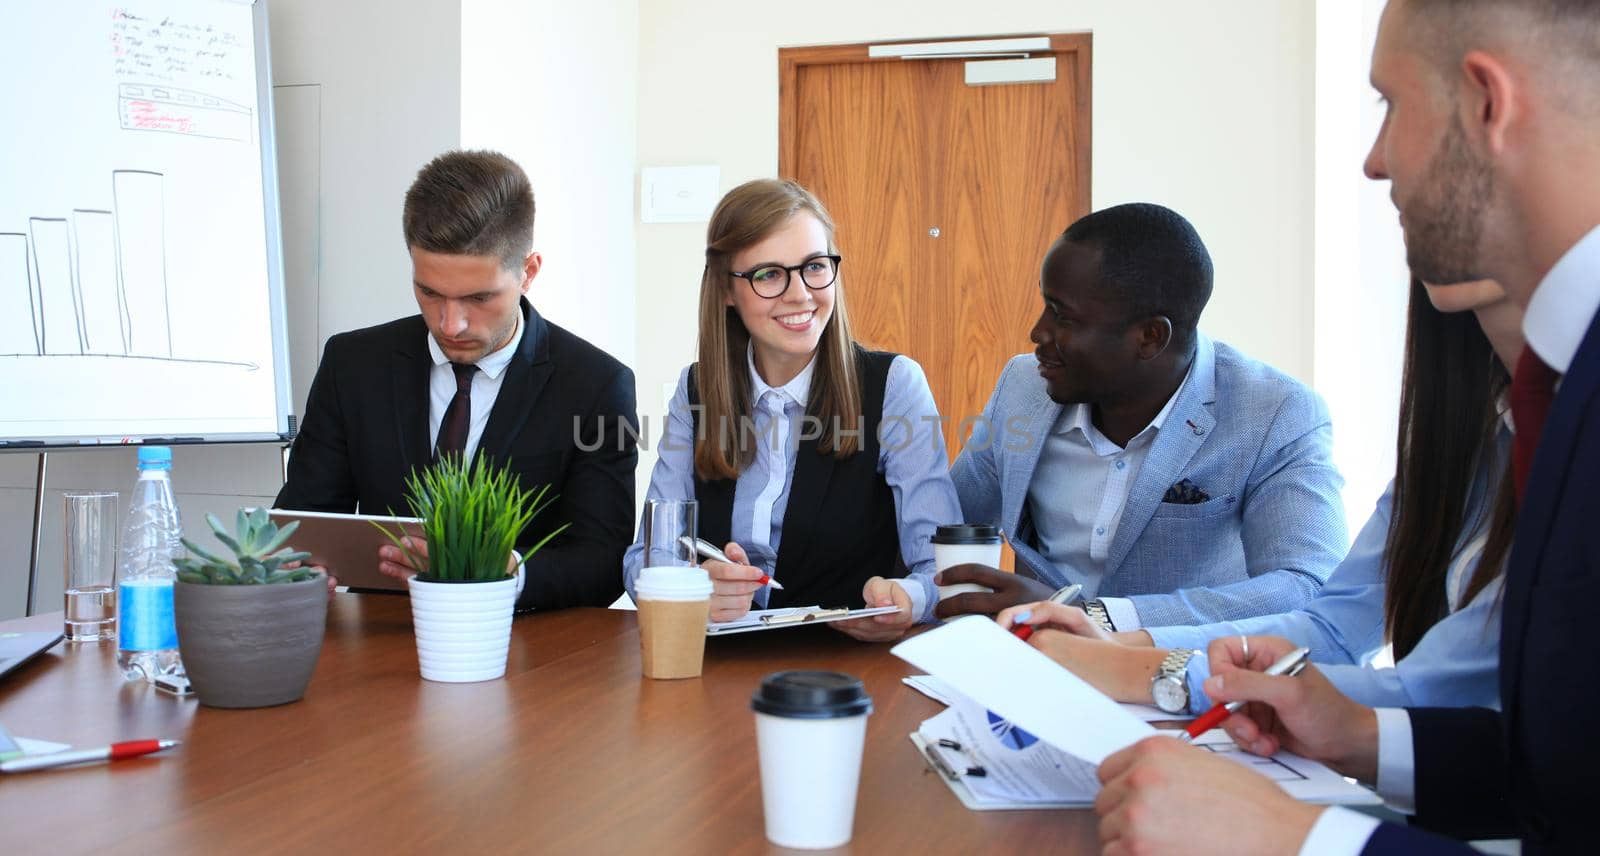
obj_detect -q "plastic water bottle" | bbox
[116,446,185,682]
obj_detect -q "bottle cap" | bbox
[137,446,173,470]
[751,671,872,719]
[931,523,1001,545]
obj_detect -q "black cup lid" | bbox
[751,671,873,719]
[931,523,1001,545]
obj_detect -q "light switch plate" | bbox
[641,165,720,223]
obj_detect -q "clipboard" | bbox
[908,733,1087,810]
[705,605,901,636]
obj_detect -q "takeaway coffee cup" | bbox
[933,523,1003,599]
[636,566,712,679]
[751,671,874,849]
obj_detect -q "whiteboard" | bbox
[0,0,292,447]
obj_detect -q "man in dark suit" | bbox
[276,150,637,610]
[1085,1,1600,853]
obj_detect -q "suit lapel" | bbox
[1007,393,1063,543]
[1501,308,1600,727]
[1105,336,1218,574]
[478,300,552,460]
[393,330,432,476]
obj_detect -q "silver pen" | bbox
[679,536,785,589]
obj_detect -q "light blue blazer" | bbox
[951,334,1347,627]
[1148,428,1509,713]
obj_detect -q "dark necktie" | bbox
[434,362,478,460]
[1510,346,1560,501]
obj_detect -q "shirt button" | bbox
[1115,459,1126,470]
[1095,526,1106,535]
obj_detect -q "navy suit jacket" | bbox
[1363,306,1600,854]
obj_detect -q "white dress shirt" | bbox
[426,313,523,461]
[1304,223,1600,855]
[1026,366,1193,630]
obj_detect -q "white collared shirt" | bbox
[1524,222,1600,375]
[1026,366,1193,630]
[426,313,523,461]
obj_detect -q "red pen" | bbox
[0,739,181,773]
[1182,647,1309,741]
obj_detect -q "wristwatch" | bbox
[1150,649,1197,714]
[1081,599,1115,634]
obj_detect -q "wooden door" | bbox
[780,35,1091,462]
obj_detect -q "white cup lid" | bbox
[636,566,712,600]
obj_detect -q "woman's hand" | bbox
[702,541,766,622]
[997,601,1116,641]
[1019,625,1171,703]
[831,576,914,642]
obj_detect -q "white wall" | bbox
[461,0,638,365]
[1314,0,1407,534]
[632,0,1319,505]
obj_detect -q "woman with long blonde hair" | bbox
[623,179,961,641]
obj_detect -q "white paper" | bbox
[706,605,900,635]
[608,592,637,611]
[920,696,1102,806]
[892,616,1155,764]
[904,673,1194,723]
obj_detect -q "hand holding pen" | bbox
[683,538,786,623]
[994,585,1088,642]
[1194,634,1383,782]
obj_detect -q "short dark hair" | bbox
[402,150,535,269]
[1056,202,1214,337]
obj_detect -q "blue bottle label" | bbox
[118,580,178,651]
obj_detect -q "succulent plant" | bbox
[174,508,316,585]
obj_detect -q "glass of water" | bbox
[64,491,119,642]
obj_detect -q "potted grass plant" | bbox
[378,455,566,683]
[172,509,327,708]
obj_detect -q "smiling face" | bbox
[724,212,837,381]
[1365,3,1493,285]
[411,248,536,364]
[1029,240,1146,406]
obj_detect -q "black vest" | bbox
[689,347,902,609]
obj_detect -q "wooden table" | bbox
[0,597,1100,853]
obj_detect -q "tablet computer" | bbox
[267,509,424,593]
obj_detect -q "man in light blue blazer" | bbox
[937,203,1346,630]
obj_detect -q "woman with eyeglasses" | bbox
[622,178,962,641]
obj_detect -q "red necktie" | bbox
[433,362,478,460]
[1509,347,1560,501]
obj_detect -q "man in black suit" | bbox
[276,150,637,610]
[1085,1,1600,853]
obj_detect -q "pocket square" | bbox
[1162,478,1209,505]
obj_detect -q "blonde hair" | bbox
[694,179,862,481]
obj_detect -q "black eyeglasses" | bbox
[730,254,842,299]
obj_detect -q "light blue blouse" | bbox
[622,352,963,622]
[1146,428,1509,712]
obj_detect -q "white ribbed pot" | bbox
[407,573,517,683]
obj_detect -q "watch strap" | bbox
[1082,599,1115,633]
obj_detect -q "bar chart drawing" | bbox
[0,168,252,368]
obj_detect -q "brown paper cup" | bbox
[638,597,710,679]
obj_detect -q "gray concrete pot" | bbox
[174,576,328,708]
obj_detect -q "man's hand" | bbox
[831,576,913,642]
[377,537,518,581]
[702,541,764,622]
[933,564,1054,617]
[1095,736,1324,856]
[1205,635,1380,782]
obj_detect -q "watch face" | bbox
[1151,677,1186,714]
